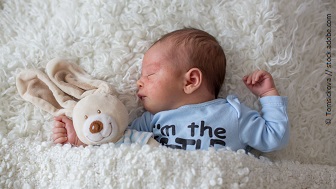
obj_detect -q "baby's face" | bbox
[137,42,186,114]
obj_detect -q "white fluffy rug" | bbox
[1,0,335,188]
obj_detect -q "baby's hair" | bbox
[154,28,226,98]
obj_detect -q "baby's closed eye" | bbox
[147,73,155,78]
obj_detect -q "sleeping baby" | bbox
[53,28,289,152]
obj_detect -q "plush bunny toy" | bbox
[16,58,159,146]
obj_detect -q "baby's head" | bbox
[137,28,226,114]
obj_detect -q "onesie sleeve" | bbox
[227,95,289,152]
[128,111,154,132]
[115,129,154,146]
[129,129,154,144]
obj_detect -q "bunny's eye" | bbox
[97,110,101,114]
[84,115,88,119]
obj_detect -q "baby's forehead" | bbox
[142,62,161,71]
[142,42,173,66]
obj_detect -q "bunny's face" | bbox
[73,94,129,145]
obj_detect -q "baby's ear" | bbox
[183,68,202,94]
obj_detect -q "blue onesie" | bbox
[129,95,289,152]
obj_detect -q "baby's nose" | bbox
[137,79,143,88]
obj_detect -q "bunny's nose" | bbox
[90,120,104,133]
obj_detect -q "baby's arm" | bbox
[52,115,85,146]
[243,70,279,97]
[238,70,289,152]
[235,96,289,152]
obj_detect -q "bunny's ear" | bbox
[16,58,114,118]
[46,58,113,100]
[16,69,76,117]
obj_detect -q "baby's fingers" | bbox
[54,121,65,128]
[52,127,67,134]
[243,75,252,85]
[54,115,67,122]
[53,131,67,143]
[251,70,268,84]
[243,70,269,85]
[53,136,68,144]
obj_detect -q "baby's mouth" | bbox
[137,94,146,100]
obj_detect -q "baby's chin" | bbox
[144,107,158,115]
[143,103,162,115]
[142,99,182,114]
[145,105,179,115]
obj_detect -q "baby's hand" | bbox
[243,70,279,97]
[52,115,84,146]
